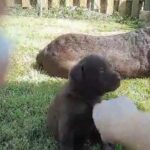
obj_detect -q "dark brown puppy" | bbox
[47,55,120,150]
[37,27,150,79]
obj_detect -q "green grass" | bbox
[0,14,149,150]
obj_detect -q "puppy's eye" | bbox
[81,65,85,77]
[81,66,84,72]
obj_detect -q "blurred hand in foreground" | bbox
[0,1,10,86]
[0,33,10,85]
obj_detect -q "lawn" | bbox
[0,14,150,150]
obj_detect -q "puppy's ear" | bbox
[69,64,84,82]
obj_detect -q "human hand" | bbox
[0,34,10,85]
[93,96,138,143]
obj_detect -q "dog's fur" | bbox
[93,96,150,150]
[47,55,120,150]
[37,27,150,79]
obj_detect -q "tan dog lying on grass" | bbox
[36,28,150,79]
[93,96,150,150]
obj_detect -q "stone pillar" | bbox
[118,0,127,16]
[139,0,150,22]
[106,0,114,15]
[66,0,73,7]
[16,0,22,4]
[73,0,80,6]
[22,0,32,8]
[37,0,43,16]
[52,0,60,7]
[80,0,87,7]
[87,0,90,8]
[44,0,48,10]
[100,0,107,13]
[94,0,100,11]
[100,0,114,15]
[90,0,94,10]
[140,10,150,22]
[114,0,119,11]
[6,0,15,7]
[60,0,66,6]
[126,0,132,16]
[48,0,52,8]
[144,0,150,11]
[131,0,140,17]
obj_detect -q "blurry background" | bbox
[5,0,150,19]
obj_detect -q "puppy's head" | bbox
[69,55,120,95]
